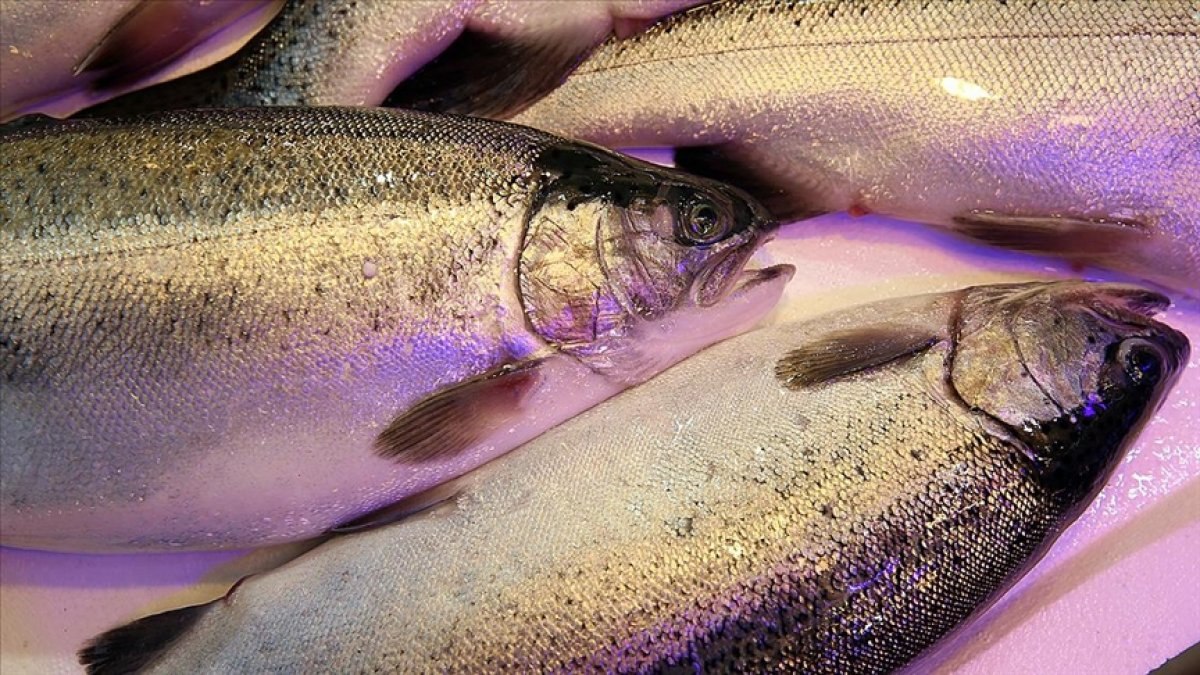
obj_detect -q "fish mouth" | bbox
[728,263,796,299]
[1085,285,1189,369]
[1089,285,1171,321]
[692,232,783,306]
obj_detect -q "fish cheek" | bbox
[598,207,693,319]
[950,310,1060,432]
[518,199,627,358]
[1024,340,1174,503]
[1011,304,1111,414]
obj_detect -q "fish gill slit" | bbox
[942,289,1039,463]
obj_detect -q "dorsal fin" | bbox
[76,0,284,90]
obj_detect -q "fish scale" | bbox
[0,106,785,552]
[76,281,1189,673]
[510,0,1200,293]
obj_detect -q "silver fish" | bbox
[77,281,1189,674]
[0,106,788,552]
[82,0,704,116]
[506,0,1200,294]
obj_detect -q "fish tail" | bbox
[78,602,212,674]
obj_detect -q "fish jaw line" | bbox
[691,227,779,307]
[620,262,795,384]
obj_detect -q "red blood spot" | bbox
[848,203,871,218]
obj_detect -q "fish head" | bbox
[521,143,788,381]
[951,281,1189,503]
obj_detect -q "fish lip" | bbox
[729,262,796,298]
[692,230,780,306]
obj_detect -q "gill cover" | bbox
[519,143,769,376]
[950,282,1188,499]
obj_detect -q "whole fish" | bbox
[78,281,1189,674]
[492,0,1200,294]
[0,0,281,121]
[0,106,788,552]
[81,0,704,116]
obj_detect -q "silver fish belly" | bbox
[0,106,786,552]
[512,0,1200,293]
[77,281,1189,673]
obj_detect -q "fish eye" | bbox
[682,202,726,245]
[1119,340,1163,385]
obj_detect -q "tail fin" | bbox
[78,602,212,675]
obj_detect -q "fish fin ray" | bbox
[775,326,941,389]
[383,27,597,119]
[675,144,826,222]
[950,210,1149,257]
[78,602,213,675]
[330,481,463,534]
[374,358,545,463]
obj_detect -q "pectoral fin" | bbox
[384,27,598,119]
[374,359,544,464]
[775,326,941,389]
[675,144,827,222]
[950,210,1149,257]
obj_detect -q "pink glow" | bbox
[2,209,1195,674]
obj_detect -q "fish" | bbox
[80,0,704,117]
[0,106,789,552]
[495,0,1200,294]
[0,0,281,121]
[76,280,1189,674]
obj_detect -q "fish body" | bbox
[0,106,785,552]
[79,281,1189,673]
[511,0,1200,293]
[83,0,704,116]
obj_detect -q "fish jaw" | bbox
[614,262,795,385]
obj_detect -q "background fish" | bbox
[0,0,281,121]
[77,281,1189,674]
[0,106,788,552]
[500,0,1200,294]
[76,0,705,117]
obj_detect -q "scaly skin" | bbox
[0,107,782,551]
[79,282,1187,674]
[513,0,1200,293]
